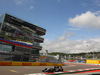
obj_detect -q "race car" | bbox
[42,68,54,72]
[42,66,63,72]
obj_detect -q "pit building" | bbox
[0,13,46,62]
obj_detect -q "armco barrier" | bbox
[0,61,64,66]
[86,59,100,64]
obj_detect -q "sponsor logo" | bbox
[40,63,46,66]
[0,62,12,66]
[22,63,32,66]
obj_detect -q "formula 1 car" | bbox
[42,66,63,72]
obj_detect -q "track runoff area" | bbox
[25,63,100,75]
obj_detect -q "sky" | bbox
[0,0,100,53]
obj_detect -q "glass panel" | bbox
[12,55,21,61]
[1,21,34,44]
[21,56,29,61]
[32,33,43,38]
[0,23,1,27]
[0,54,13,61]
[15,46,31,53]
[0,14,38,49]
[31,49,39,54]
[0,44,13,52]
[38,55,60,63]
[0,54,30,61]
[0,14,4,28]
[0,15,4,23]
[34,41,40,46]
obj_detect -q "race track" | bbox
[0,63,100,75]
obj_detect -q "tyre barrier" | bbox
[0,61,64,66]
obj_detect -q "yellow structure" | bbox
[86,59,100,64]
[0,61,64,66]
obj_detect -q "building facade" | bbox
[0,13,46,62]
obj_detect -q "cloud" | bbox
[95,11,100,16]
[13,0,25,6]
[41,34,100,53]
[82,0,100,11]
[41,11,100,54]
[93,0,100,6]
[67,28,81,31]
[13,0,35,10]
[69,11,100,29]
[57,0,61,2]
[29,5,34,10]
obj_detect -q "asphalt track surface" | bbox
[0,63,100,75]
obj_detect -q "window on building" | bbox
[33,41,40,46]
[0,54,13,61]
[14,46,31,54]
[12,55,21,61]
[31,49,39,54]
[0,15,4,28]
[0,21,34,47]
[0,44,13,52]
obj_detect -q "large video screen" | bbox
[0,14,36,48]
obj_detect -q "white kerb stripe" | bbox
[25,73,46,75]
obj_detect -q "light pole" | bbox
[86,45,89,59]
[92,44,94,59]
[92,42,99,59]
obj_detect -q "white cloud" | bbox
[13,0,35,5]
[82,0,100,11]
[57,0,61,2]
[67,28,81,31]
[29,5,34,10]
[95,11,100,16]
[69,11,100,29]
[13,0,35,10]
[41,35,100,53]
[93,0,100,6]
[13,0,25,6]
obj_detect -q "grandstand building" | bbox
[0,13,46,62]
